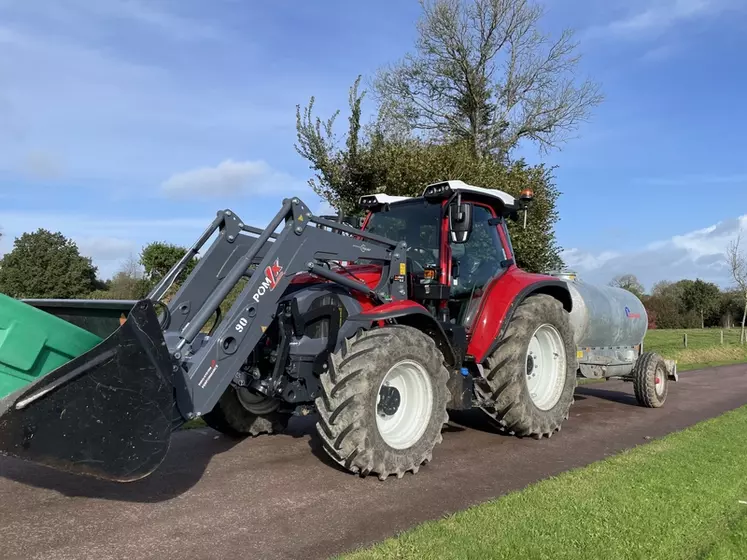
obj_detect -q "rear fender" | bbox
[466,267,572,363]
[345,301,458,366]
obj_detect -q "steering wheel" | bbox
[406,246,434,272]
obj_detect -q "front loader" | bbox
[0,180,676,483]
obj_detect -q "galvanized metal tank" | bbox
[549,271,649,378]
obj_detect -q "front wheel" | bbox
[475,294,578,438]
[202,386,291,437]
[315,325,450,480]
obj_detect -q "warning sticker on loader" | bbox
[199,360,219,389]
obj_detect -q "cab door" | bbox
[448,203,511,328]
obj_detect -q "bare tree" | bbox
[726,232,747,344]
[610,273,645,299]
[373,0,603,161]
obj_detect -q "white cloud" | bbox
[0,211,211,279]
[641,42,682,62]
[584,0,735,40]
[74,0,222,42]
[0,16,290,185]
[561,214,747,290]
[161,159,306,198]
[0,0,221,43]
[19,150,65,180]
[316,199,338,217]
[76,236,139,263]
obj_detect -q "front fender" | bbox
[345,301,458,366]
[466,267,572,363]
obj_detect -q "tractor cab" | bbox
[358,180,533,328]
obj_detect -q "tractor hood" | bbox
[290,263,384,291]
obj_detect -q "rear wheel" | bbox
[315,325,450,480]
[203,386,291,437]
[632,352,668,408]
[475,294,578,438]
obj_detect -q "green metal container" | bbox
[0,293,103,400]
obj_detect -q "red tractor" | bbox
[0,180,671,482]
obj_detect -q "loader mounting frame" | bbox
[150,197,410,421]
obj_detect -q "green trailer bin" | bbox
[0,293,103,400]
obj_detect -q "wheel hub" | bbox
[375,360,434,450]
[654,367,666,396]
[525,324,566,411]
[377,385,401,416]
[236,387,280,415]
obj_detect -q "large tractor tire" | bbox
[315,325,450,480]
[632,351,668,408]
[203,386,291,437]
[475,294,578,439]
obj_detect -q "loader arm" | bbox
[168,197,409,418]
[0,197,409,482]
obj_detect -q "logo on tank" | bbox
[624,306,641,319]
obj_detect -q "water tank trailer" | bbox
[550,270,677,403]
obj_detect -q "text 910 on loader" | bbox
[0,180,677,482]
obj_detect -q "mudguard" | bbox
[0,300,178,482]
[345,301,458,365]
[466,267,572,363]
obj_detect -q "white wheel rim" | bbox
[655,367,665,396]
[525,324,566,411]
[375,360,434,449]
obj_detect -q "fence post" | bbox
[683,333,688,348]
[721,330,724,345]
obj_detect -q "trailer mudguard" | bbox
[0,300,178,482]
[466,266,572,363]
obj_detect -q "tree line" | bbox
[0,228,195,301]
[610,267,747,341]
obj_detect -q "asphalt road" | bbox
[1,364,746,560]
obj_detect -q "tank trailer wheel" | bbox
[476,294,578,439]
[203,386,291,437]
[632,352,668,408]
[315,325,450,480]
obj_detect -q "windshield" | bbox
[364,200,442,270]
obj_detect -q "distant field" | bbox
[644,328,747,371]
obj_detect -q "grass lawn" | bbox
[339,405,747,560]
[644,328,747,371]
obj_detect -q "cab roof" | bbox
[359,180,516,208]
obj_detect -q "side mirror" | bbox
[448,202,473,243]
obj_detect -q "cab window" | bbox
[450,205,506,298]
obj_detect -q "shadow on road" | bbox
[0,382,647,500]
[0,428,243,503]
[446,409,513,435]
[575,384,639,407]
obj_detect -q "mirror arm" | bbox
[442,192,458,217]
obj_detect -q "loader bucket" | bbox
[0,299,178,482]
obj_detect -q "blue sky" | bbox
[0,0,746,291]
